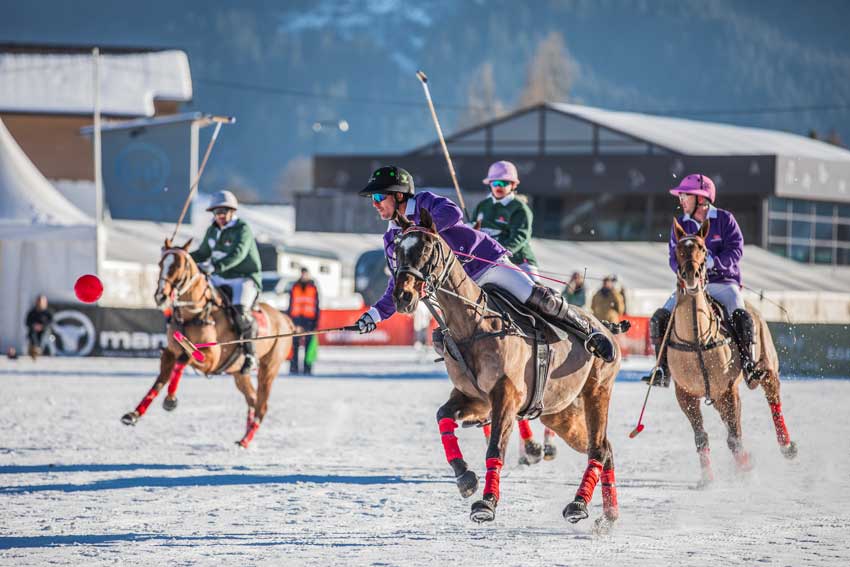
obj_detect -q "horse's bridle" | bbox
[159,248,209,313]
[393,226,457,293]
[676,235,708,294]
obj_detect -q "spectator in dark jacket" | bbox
[25,294,52,358]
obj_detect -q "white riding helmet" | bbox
[206,190,239,211]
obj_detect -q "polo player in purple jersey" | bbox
[642,173,759,387]
[353,165,615,362]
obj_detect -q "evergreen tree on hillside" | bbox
[518,31,578,107]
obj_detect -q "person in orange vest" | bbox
[287,268,321,375]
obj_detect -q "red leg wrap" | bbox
[135,387,160,415]
[770,403,790,446]
[575,459,603,504]
[239,420,260,447]
[601,468,619,519]
[247,407,256,430]
[166,362,187,396]
[518,420,533,440]
[438,418,464,463]
[482,424,491,439]
[483,457,503,500]
[698,448,715,481]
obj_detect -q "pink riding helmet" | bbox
[669,173,715,203]
[482,160,520,186]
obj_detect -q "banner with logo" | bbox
[50,303,167,357]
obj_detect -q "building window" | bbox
[766,197,848,265]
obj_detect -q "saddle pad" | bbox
[481,285,570,344]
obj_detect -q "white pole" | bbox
[92,47,104,276]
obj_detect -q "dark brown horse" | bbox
[669,219,797,485]
[393,211,621,529]
[120,239,294,447]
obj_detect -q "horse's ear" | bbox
[181,238,193,250]
[698,219,710,240]
[673,219,686,242]
[164,237,172,250]
[395,212,413,230]
[419,208,435,231]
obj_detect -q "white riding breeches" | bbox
[516,260,541,284]
[474,255,535,303]
[663,282,745,315]
[210,275,258,306]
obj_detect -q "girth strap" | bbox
[517,329,551,421]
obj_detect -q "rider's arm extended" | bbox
[189,227,213,264]
[501,204,533,255]
[215,223,254,272]
[713,212,744,276]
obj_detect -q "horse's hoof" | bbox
[519,440,543,466]
[696,477,714,490]
[734,451,754,473]
[236,439,250,449]
[781,441,798,460]
[162,396,178,411]
[563,499,589,523]
[543,442,558,461]
[121,412,139,426]
[593,515,616,535]
[470,496,496,523]
[456,470,478,498]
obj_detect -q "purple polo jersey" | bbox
[372,191,507,320]
[668,206,744,286]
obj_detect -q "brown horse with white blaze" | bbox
[669,219,797,485]
[120,239,294,447]
[393,211,621,528]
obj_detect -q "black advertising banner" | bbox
[49,303,167,358]
[768,322,850,378]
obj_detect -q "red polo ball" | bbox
[74,274,103,303]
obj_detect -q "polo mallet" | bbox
[629,308,676,439]
[415,70,469,221]
[170,115,236,241]
[173,325,360,362]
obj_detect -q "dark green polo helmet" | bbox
[358,165,415,197]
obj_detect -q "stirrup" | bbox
[584,331,615,363]
[641,366,670,388]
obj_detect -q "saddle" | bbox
[481,285,566,421]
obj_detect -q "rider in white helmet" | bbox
[190,190,263,373]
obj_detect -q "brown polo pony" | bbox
[668,219,797,486]
[393,211,621,529]
[120,239,294,448]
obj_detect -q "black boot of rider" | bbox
[731,308,760,385]
[525,286,615,362]
[641,308,672,388]
[235,306,258,374]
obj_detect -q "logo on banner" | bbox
[52,310,96,357]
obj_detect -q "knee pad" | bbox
[649,309,671,341]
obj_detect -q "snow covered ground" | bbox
[1,347,848,566]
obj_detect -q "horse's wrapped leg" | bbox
[470,458,502,523]
[163,360,187,411]
[564,458,603,523]
[517,420,543,466]
[238,419,260,448]
[600,467,619,521]
[770,402,797,459]
[438,417,478,498]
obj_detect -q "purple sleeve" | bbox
[369,235,397,321]
[371,276,397,321]
[419,192,464,230]
[714,212,744,278]
[668,221,678,273]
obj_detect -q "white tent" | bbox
[0,118,95,351]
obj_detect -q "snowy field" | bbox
[1,347,848,566]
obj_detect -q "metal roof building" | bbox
[312,102,850,266]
